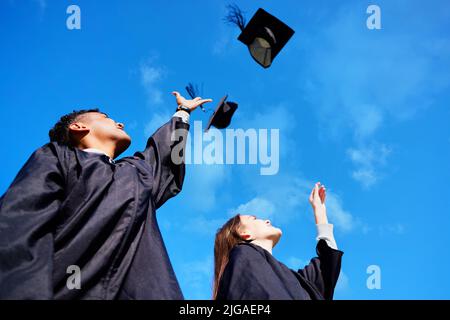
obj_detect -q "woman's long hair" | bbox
[212,214,244,299]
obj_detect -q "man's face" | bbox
[77,112,131,156]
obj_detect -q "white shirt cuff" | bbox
[173,110,190,123]
[316,224,338,250]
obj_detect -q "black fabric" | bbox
[237,8,295,68]
[0,117,189,300]
[216,239,343,300]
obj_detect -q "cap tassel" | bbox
[224,4,246,31]
[185,83,206,112]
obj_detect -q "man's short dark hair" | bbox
[49,109,101,146]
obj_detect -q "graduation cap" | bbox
[185,82,238,132]
[225,5,295,68]
[205,95,238,132]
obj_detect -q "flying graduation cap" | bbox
[225,5,295,68]
[185,83,238,132]
[205,95,238,132]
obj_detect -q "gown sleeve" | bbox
[134,115,190,209]
[296,239,344,300]
[0,143,65,299]
[217,245,292,300]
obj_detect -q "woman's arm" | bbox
[309,182,328,224]
[309,182,338,249]
[294,182,343,300]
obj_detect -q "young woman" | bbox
[213,182,344,300]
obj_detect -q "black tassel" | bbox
[185,82,206,112]
[224,4,246,31]
[185,83,199,99]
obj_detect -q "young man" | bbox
[0,91,211,300]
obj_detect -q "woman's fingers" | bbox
[311,182,328,206]
[319,187,326,203]
[313,182,320,198]
[172,91,181,98]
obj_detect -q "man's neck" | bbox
[78,142,115,159]
[83,148,109,157]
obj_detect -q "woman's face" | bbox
[238,215,282,245]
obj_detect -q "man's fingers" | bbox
[193,97,202,102]
[194,99,213,107]
[172,91,181,98]
[198,98,213,104]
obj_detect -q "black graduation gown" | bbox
[216,239,344,300]
[0,117,189,300]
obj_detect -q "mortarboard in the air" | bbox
[205,95,238,132]
[185,83,238,132]
[225,5,295,68]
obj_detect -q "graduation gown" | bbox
[216,239,344,300]
[0,116,189,300]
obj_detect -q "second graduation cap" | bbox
[205,95,238,132]
[226,6,295,68]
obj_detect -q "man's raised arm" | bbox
[133,91,212,209]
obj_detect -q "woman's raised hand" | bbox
[309,182,328,225]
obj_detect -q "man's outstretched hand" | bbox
[172,91,213,112]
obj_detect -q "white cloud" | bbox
[183,216,227,237]
[212,33,232,56]
[302,3,450,188]
[34,0,46,10]
[183,164,229,213]
[229,176,358,233]
[140,59,165,105]
[347,144,391,167]
[305,12,447,137]
[347,144,392,188]
[235,103,296,157]
[144,111,171,137]
[326,192,356,233]
[178,108,305,235]
[351,169,378,188]
[285,256,308,270]
[230,197,276,219]
[228,176,308,225]
[335,270,350,294]
[211,5,241,57]
[139,57,172,152]
[378,223,406,237]
[179,256,213,300]
[351,105,384,139]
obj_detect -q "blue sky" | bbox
[1,0,450,299]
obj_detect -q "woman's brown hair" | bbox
[212,214,244,299]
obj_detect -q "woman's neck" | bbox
[251,239,274,254]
